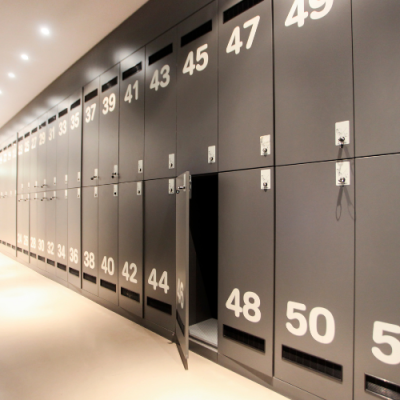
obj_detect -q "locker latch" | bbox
[169,179,175,194]
[65,175,68,185]
[138,160,143,174]
[335,121,350,148]
[77,172,81,183]
[336,161,350,186]
[260,135,271,156]
[50,191,57,200]
[77,189,80,199]
[94,187,98,198]
[137,182,142,196]
[91,169,98,181]
[261,169,271,190]
[65,190,68,199]
[34,194,38,200]
[113,185,118,197]
[41,179,47,188]
[34,181,38,188]
[169,154,175,169]
[41,194,47,201]
[111,165,118,179]
[208,146,216,164]
[53,177,57,186]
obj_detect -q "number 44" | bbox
[285,0,334,28]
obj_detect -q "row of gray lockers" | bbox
[3,0,400,196]
[1,154,399,400]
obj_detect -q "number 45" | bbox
[285,0,334,28]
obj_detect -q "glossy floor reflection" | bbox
[0,253,288,400]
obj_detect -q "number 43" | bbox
[285,0,334,28]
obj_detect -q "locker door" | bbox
[175,171,190,369]
[37,118,47,192]
[144,178,176,332]
[46,110,58,191]
[275,160,354,399]
[354,155,400,400]
[177,3,217,175]
[17,194,29,262]
[82,79,100,187]
[353,1,400,158]
[99,66,119,186]
[68,188,81,288]
[37,192,47,270]
[118,182,143,317]
[68,91,82,189]
[55,190,68,280]
[23,133,31,194]
[98,184,118,305]
[119,49,145,183]
[30,126,38,194]
[274,0,353,165]
[219,168,274,376]
[17,137,24,194]
[56,99,69,190]
[82,186,98,295]
[219,0,273,172]
[29,193,38,266]
[45,190,56,274]
[144,28,177,180]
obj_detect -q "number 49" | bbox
[285,0,334,28]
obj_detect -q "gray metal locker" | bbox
[118,181,143,317]
[55,189,68,281]
[353,0,400,158]
[68,188,81,288]
[82,79,100,187]
[23,133,31,194]
[45,190,56,274]
[82,186,99,295]
[98,184,119,305]
[46,109,58,191]
[275,160,354,399]
[119,49,145,183]
[17,137,24,194]
[99,65,120,186]
[144,28,177,180]
[17,194,29,262]
[29,193,38,266]
[218,0,273,172]
[29,126,38,194]
[354,155,400,400]
[37,191,47,270]
[144,178,176,332]
[36,117,47,192]
[68,91,83,189]
[274,0,353,166]
[56,99,69,190]
[177,3,218,175]
[218,168,274,377]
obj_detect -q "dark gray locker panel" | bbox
[29,193,38,266]
[37,118,47,193]
[55,190,68,281]
[177,3,218,175]
[144,29,177,180]
[46,109,58,191]
[23,134,31,194]
[68,91,83,189]
[99,65,120,186]
[219,0,273,172]
[275,160,354,399]
[144,178,176,332]
[274,0,353,166]
[119,49,145,183]
[353,1,400,158]
[354,155,400,400]
[17,195,29,262]
[45,190,56,274]
[219,168,274,376]
[82,186,98,295]
[68,188,81,288]
[82,79,100,187]
[98,184,119,305]
[56,99,69,190]
[29,127,38,194]
[37,192,47,270]
[118,182,143,317]
[17,137,24,194]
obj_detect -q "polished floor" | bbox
[0,253,288,400]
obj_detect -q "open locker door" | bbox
[175,171,191,370]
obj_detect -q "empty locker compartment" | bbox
[99,65,119,186]
[29,193,38,266]
[177,3,218,175]
[118,181,143,317]
[46,109,58,191]
[354,155,400,400]
[353,0,400,158]
[144,178,176,332]
[45,190,56,274]
[144,28,177,180]
[36,117,47,192]
[68,91,82,189]
[68,188,81,288]
[119,49,145,184]
[55,190,68,281]
[17,194,29,263]
[82,79,100,187]
[218,168,274,377]
[29,125,38,194]
[82,186,99,295]
[274,0,353,165]
[37,191,47,270]
[275,160,354,399]
[56,99,69,190]
[98,184,119,305]
[219,0,274,172]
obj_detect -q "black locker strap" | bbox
[39,121,47,129]
[223,0,264,24]
[121,287,140,302]
[31,127,38,133]
[223,324,265,353]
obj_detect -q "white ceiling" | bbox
[0,0,149,131]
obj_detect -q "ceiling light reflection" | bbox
[8,73,15,78]
[21,54,29,61]
[40,27,50,36]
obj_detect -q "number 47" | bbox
[226,16,260,55]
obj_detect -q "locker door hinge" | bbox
[336,161,350,186]
[169,154,175,169]
[261,169,271,190]
[137,182,142,196]
[260,135,271,156]
[335,121,350,148]
[208,146,216,164]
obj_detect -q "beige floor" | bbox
[0,253,288,400]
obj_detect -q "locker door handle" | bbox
[41,198,48,201]
[111,173,118,178]
[338,137,345,149]
[90,176,98,180]
[41,184,47,188]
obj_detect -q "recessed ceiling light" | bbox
[40,27,50,36]
[0,90,2,95]
[8,73,15,78]
[21,54,29,61]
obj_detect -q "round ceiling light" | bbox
[21,54,29,61]
[8,73,15,78]
[40,27,50,36]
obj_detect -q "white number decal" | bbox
[285,0,333,27]
[48,127,55,141]
[39,132,46,146]
[124,81,139,103]
[69,248,79,264]
[17,233,22,243]
[286,301,335,344]
[227,16,260,56]
[57,244,66,259]
[31,237,36,249]
[102,93,116,115]
[372,321,400,365]
[183,44,209,76]
[148,269,169,294]
[23,235,28,246]
[85,104,96,123]
[122,262,138,283]
[226,288,261,323]
[101,256,115,275]
[38,239,45,251]
[177,278,184,308]
[58,120,67,136]
[31,137,37,150]
[182,51,195,76]
[70,112,80,130]
[83,251,95,269]
[47,241,54,255]
[309,0,334,20]
[150,65,170,91]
